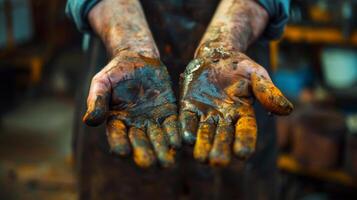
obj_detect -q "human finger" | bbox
[106,118,131,156]
[83,73,111,126]
[147,121,175,168]
[162,115,181,148]
[128,127,156,168]
[209,120,234,167]
[179,110,199,145]
[234,105,257,159]
[193,121,216,162]
[251,72,293,115]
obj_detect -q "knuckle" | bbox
[92,73,103,83]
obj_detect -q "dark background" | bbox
[0,0,357,199]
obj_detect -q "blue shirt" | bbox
[66,0,290,40]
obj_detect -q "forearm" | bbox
[195,0,269,58]
[88,0,159,58]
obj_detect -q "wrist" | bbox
[88,0,159,59]
[194,40,236,60]
[112,49,157,60]
[89,21,159,59]
[110,49,164,71]
[195,0,269,58]
[109,41,159,59]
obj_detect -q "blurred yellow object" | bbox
[284,25,357,44]
[30,57,43,84]
[270,41,279,71]
[309,5,331,23]
[278,154,357,188]
[270,25,357,69]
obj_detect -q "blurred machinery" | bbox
[0,0,79,114]
[272,0,357,199]
[1,0,357,199]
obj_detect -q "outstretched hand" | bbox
[179,48,293,167]
[83,51,180,168]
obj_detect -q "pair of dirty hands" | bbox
[83,47,293,168]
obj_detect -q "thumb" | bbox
[83,73,111,126]
[250,68,293,115]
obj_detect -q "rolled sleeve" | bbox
[66,0,100,32]
[257,0,290,40]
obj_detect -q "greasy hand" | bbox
[83,51,180,168]
[179,48,293,167]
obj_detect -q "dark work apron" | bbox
[73,1,278,199]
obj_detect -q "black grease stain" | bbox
[180,49,254,122]
[109,56,177,128]
[84,94,110,126]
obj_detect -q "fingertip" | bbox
[276,96,294,115]
[233,142,254,160]
[83,108,107,126]
[251,73,294,116]
[172,141,182,149]
[162,115,182,149]
[193,145,209,163]
[264,94,294,116]
[83,95,109,126]
[179,111,198,145]
[208,122,233,167]
[147,121,176,168]
[193,122,215,163]
[134,151,156,168]
[106,119,131,156]
[111,145,131,156]
[182,131,196,145]
[209,151,231,167]
[234,112,257,160]
[154,148,175,168]
[158,148,176,168]
[194,153,207,163]
[129,127,157,168]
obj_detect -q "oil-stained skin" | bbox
[180,49,293,167]
[86,0,180,168]
[195,0,269,56]
[180,0,293,167]
[84,52,180,168]
[88,0,160,58]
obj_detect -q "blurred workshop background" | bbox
[0,0,356,199]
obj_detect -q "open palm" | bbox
[83,51,180,168]
[180,49,293,166]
